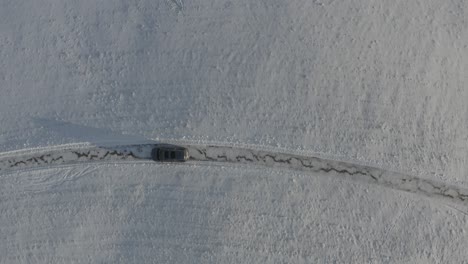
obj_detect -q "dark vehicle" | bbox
[151,145,189,162]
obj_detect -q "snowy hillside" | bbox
[1,0,467,263]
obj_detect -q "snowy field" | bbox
[2,163,468,263]
[1,0,467,263]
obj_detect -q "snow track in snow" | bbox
[1,143,467,209]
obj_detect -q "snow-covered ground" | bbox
[1,0,467,262]
[2,163,468,263]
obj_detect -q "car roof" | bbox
[155,145,186,151]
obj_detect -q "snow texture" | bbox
[1,0,468,262]
[2,163,468,263]
[1,0,467,181]
[2,143,468,211]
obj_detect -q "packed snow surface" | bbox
[1,0,467,262]
[3,143,468,210]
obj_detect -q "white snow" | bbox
[2,163,468,263]
[1,0,467,262]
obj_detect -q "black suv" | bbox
[151,145,189,162]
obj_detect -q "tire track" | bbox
[1,143,467,209]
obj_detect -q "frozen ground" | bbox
[1,0,467,181]
[2,143,468,210]
[2,163,468,263]
[1,0,468,263]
